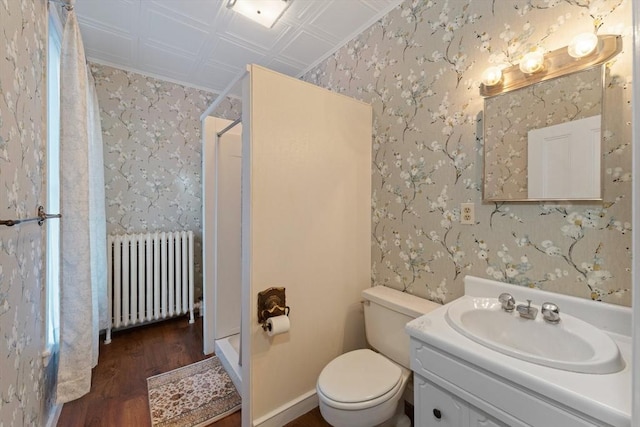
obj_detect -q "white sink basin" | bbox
[445,296,624,374]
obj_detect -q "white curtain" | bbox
[87,69,109,339]
[56,1,108,404]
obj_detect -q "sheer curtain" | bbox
[56,0,107,403]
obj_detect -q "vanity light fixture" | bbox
[479,34,622,97]
[226,0,291,29]
[518,50,545,74]
[568,32,599,58]
[481,66,503,87]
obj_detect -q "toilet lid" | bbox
[317,349,402,403]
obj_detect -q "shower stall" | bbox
[202,65,372,427]
[202,116,242,391]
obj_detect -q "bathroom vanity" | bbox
[406,276,631,427]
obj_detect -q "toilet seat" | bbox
[317,349,406,410]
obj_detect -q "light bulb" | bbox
[568,33,598,58]
[481,66,503,86]
[519,51,544,74]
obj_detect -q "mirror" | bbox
[483,66,604,201]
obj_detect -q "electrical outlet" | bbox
[460,202,475,225]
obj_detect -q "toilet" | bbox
[316,286,440,427]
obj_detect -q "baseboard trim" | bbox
[252,389,318,427]
[45,403,63,427]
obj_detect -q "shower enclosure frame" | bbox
[202,69,252,426]
[202,115,243,391]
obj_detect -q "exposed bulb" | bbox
[519,51,544,74]
[568,33,598,58]
[481,66,503,86]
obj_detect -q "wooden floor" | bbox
[57,316,329,427]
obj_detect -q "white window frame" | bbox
[45,7,63,360]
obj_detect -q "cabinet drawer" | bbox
[411,339,602,427]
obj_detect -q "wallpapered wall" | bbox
[90,64,241,299]
[305,0,632,306]
[0,1,630,425]
[0,0,56,425]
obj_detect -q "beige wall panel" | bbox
[247,65,372,420]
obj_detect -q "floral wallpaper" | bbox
[90,64,241,299]
[0,0,55,425]
[484,65,603,199]
[0,2,631,426]
[304,0,632,306]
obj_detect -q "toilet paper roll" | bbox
[266,315,290,337]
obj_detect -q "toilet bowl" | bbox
[317,349,410,427]
[316,286,440,427]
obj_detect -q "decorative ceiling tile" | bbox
[285,0,326,23]
[150,0,222,27]
[78,23,135,65]
[307,0,377,41]
[139,42,196,77]
[266,57,305,78]
[279,31,335,66]
[210,38,267,70]
[143,7,210,55]
[74,0,138,34]
[75,0,404,92]
[193,60,245,96]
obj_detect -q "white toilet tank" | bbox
[363,286,440,369]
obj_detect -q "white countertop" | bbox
[405,276,631,427]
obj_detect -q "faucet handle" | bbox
[498,293,516,312]
[541,302,560,323]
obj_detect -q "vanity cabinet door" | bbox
[415,375,468,427]
[469,408,509,427]
[415,375,508,427]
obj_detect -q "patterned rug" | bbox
[147,357,241,427]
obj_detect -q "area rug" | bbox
[147,356,241,427]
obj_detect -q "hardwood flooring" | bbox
[57,316,329,427]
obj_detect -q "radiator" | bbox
[106,230,195,343]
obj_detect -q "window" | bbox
[46,8,62,351]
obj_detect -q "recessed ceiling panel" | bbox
[286,0,326,22]
[280,31,335,66]
[308,1,377,42]
[210,38,266,70]
[78,23,134,64]
[143,8,209,55]
[151,0,221,27]
[139,42,196,78]
[265,57,304,78]
[194,61,245,96]
[74,0,137,34]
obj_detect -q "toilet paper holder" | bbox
[257,287,290,331]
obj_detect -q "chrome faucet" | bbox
[541,302,560,323]
[498,293,516,312]
[516,299,537,320]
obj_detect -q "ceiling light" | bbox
[481,66,503,87]
[519,51,545,74]
[568,33,599,58]
[227,0,291,29]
